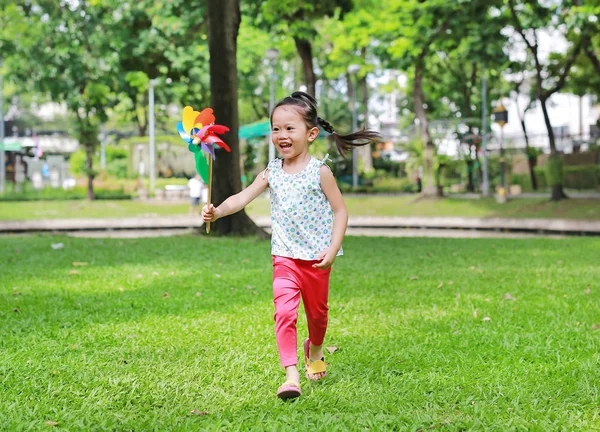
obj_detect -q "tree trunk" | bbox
[207,0,266,237]
[466,157,474,192]
[539,96,567,200]
[413,60,437,197]
[294,37,316,97]
[520,120,538,190]
[85,145,95,201]
[584,43,600,76]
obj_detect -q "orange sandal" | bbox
[304,338,327,381]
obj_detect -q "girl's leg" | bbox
[299,263,331,380]
[272,256,302,368]
[300,263,331,347]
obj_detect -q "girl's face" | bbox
[271,106,319,160]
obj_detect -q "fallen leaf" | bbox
[427,252,432,257]
[13,308,20,313]
[469,266,475,270]
[485,298,490,302]
[162,292,170,298]
[72,262,88,266]
[169,271,175,276]
[195,292,202,296]
[190,410,209,416]
[246,285,254,289]
[557,260,563,265]
[51,243,64,250]
[326,346,338,354]
[585,286,591,295]
[137,274,143,278]
[15,249,20,254]
[68,270,80,276]
[410,276,419,281]
[118,287,125,292]
[13,291,21,296]
[473,310,478,318]
[152,271,159,276]
[214,274,221,278]
[45,421,59,426]
[242,259,250,263]
[437,281,443,289]
[71,344,78,350]
[482,316,492,322]
[592,324,600,330]
[448,281,454,285]
[503,293,517,301]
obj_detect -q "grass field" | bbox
[1,234,599,430]
[1,195,598,221]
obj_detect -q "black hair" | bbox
[270,91,382,158]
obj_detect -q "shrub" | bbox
[563,165,600,190]
[68,150,89,176]
[0,186,132,201]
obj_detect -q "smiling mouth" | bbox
[279,143,292,149]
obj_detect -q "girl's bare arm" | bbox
[203,171,269,222]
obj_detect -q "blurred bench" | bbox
[155,185,189,200]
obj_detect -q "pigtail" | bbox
[274,91,383,158]
[317,117,382,158]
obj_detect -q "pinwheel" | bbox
[176,106,231,233]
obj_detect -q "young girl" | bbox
[202,91,381,399]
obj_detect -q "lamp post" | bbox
[148,78,158,194]
[480,65,489,197]
[347,64,361,189]
[492,100,508,202]
[266,48,279,162]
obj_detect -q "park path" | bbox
[1,215,599,238]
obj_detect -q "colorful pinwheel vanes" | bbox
[176,106,231,183]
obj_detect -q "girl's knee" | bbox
[274,309,298,325]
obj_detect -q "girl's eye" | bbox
[287,127,294,130]
[272,128,279,132]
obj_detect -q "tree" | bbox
[507,0,586,200]
[257,0,353,96]
[7,2,116,200]
[381,0,500,197]
[422,16,508,193]
[207,0,265,236]
[320,2,382,172]
[98,0,211,137]
[509,74,539,189]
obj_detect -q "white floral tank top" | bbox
[266,156,343,261]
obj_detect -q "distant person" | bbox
[187,174,204,216]
[202,91,381,399]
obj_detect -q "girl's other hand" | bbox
[312,248,337,269]
[202,204,219,222]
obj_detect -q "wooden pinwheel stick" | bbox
[206,155,213,234]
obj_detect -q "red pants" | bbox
[272,255,331,367]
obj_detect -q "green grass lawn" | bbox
[1,234,599,430]
[1,196,599,221]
